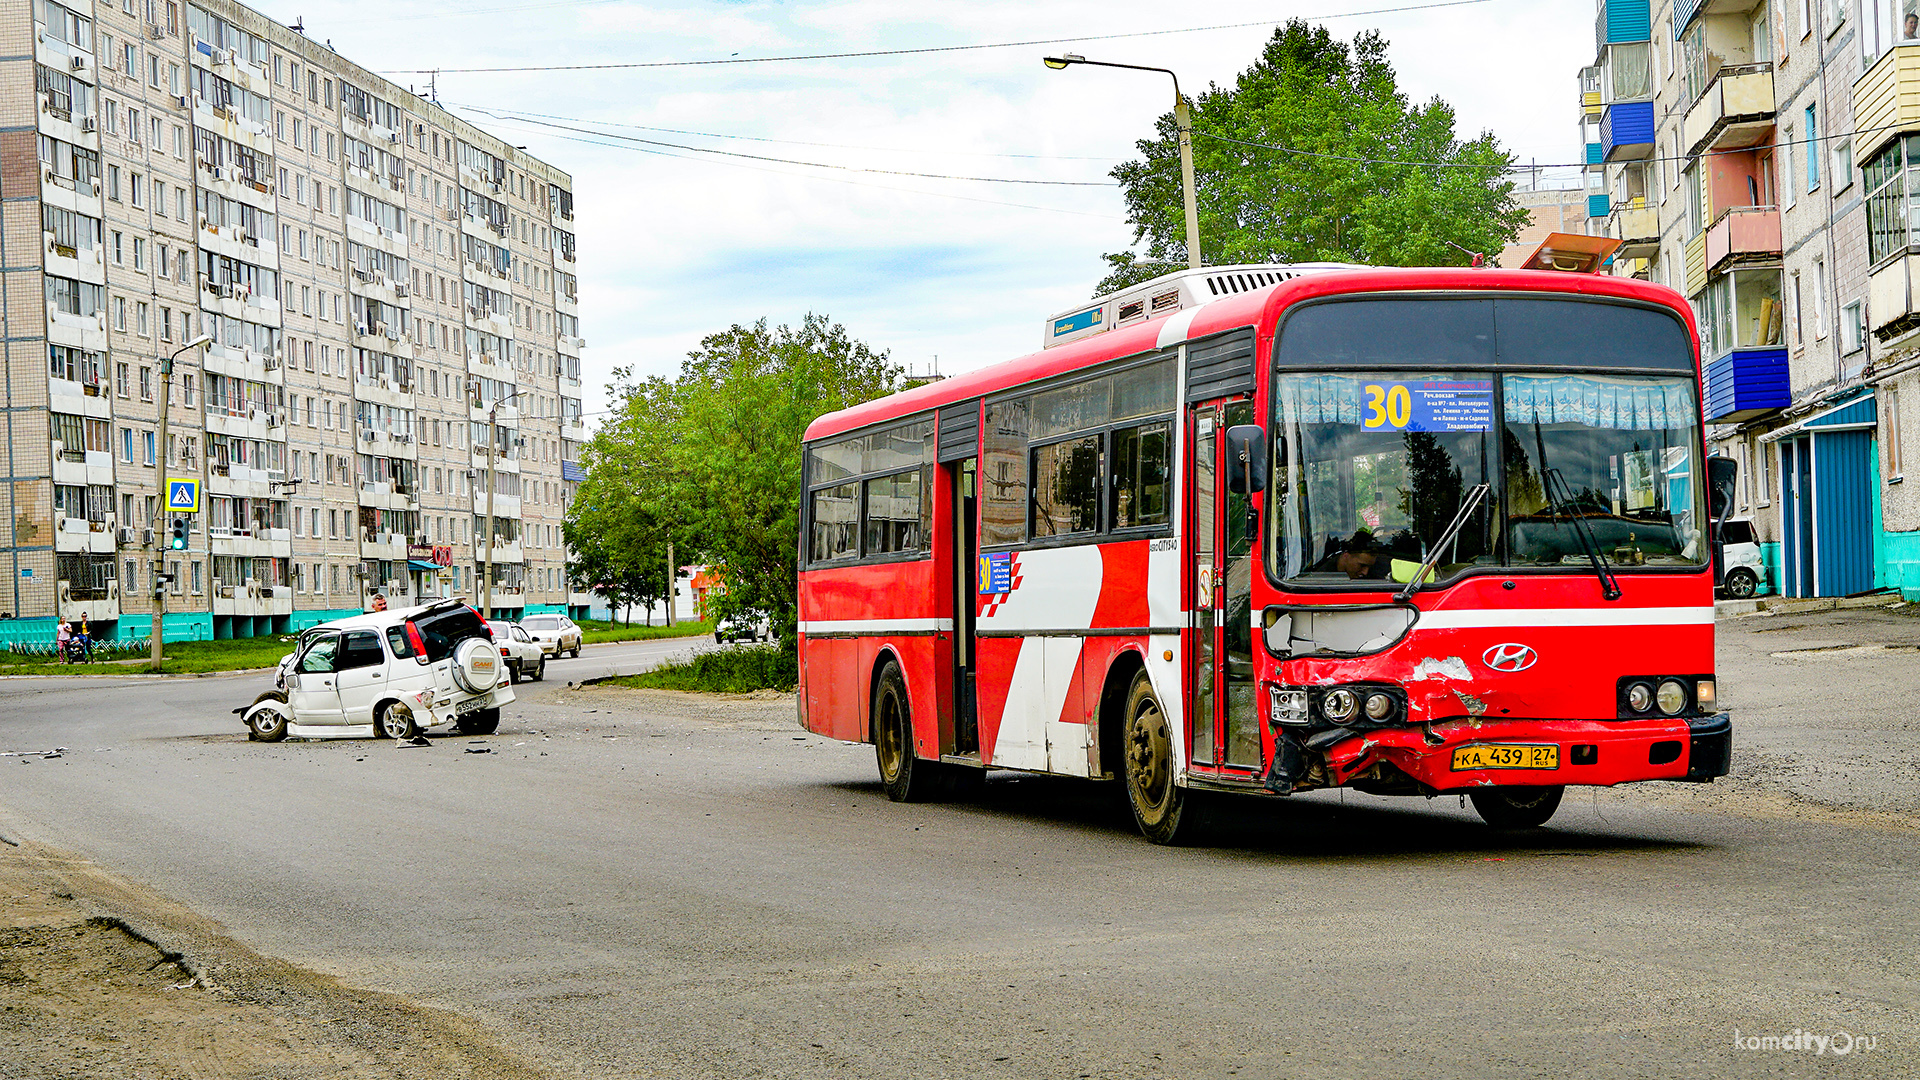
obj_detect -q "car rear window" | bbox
[1721,521,1756,546]
[413,606,488,662]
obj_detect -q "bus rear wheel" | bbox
[1123,671,1200,844]
[874,660,940,803]
[1469,785,1565,829]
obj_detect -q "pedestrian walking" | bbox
[55,620,71,664]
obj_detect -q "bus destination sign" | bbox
[1361,379,1493,432]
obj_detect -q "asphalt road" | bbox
[1,621,1915,1079]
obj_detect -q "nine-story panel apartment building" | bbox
[5,0,589,644]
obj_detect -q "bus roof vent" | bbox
[1044,262,1367,349]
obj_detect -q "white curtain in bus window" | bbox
[1031,435,1102,538]
[809,482,858,562]
[1111,421,1170,529]
[863,470,923,555]
[981,400,1029,547]
[1501,374,1703,567]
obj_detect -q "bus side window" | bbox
[1111,420,1170,529]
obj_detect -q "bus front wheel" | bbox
[1469,785,1564,829]
[874,660,939,803]
[1123,671,1200,844]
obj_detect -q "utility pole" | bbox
[1045,54,1202,268]
[664,537,674,626]
[150,334,212,669]
[481,388,525,622]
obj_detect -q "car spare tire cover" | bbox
[452,637,499,694]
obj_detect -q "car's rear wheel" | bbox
[378,701,419,741]
[460,708,500,736]
[569,642,580,658]
[1469,786,1564,829]
[531,656,545,682]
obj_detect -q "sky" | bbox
[256,0,1598,420]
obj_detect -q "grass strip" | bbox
[600,645,796,694]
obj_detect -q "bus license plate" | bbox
[1451,744,1558,771]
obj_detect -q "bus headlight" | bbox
[1656,679,1688,716]
[1626,681,1654,713]
[1321,688,1358,724]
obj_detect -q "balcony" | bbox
[1600,101,1655,161]
[1704,348,1789,422]
[1683,64,1775,156]
[1609,203,1659,259]
[1587,193,1611,220]
[1869,252,1920,340]
[1704,206,1782,274]
[1854,45,1920,162]
[1595,0,1651,52]
[1585,142,1603,166]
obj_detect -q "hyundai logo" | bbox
[1483,643,1538,672]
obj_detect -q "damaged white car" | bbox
[241,600,513,741]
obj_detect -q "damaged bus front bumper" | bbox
[1317,713,1732,792]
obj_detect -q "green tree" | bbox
[575,316,900,643]
[565,371,677,623]
[1098,19,1529,295]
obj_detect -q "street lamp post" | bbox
[481,387,526,621]
[1044,53,1202,269]
[151,333,215,669]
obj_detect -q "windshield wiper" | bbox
[1394,482,1490,603]
[1542,467,1622,602]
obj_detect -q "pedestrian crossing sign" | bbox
[167,479,200,513]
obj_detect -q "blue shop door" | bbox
[1812,429,1875,596]
[1781,439,1815,597]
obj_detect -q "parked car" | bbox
[240,600,513,742]
[488,620,546,683]
[715,613,772,644]
[1718,518,1770,599]
[519,614,583,658]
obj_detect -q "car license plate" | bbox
[455,697,486,716]
[1451,743,1559,771]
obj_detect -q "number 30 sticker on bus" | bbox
[797,241,1733,844]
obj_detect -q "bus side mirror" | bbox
[1226,425,1267,495]
[1707,456,1738,523]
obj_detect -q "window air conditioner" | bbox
[70,55,86,71]
[80,117,97,133]
[118,527,135,545]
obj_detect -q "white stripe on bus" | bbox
[799,619,954,635]
[1412,607,1713,629]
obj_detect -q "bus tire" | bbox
[873,660,938,803]
[1469,785,1564,829]
[1122,670,1199,844]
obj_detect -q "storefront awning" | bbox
[408,559,442,572]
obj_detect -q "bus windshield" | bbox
[1271,371,1705,586]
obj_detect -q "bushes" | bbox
[606,645,796,693]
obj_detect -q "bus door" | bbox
[951,458,979,756]
[1188,399,1261,777]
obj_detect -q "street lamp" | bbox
[150,332,214,669]
[480,386,526,621]
[1044,53,1203,270]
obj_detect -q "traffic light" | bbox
[169,518,188,550]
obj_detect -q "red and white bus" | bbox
[797,261,1732,842]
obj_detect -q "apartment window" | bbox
[192,560,202,593]
[113,296,126,331]
[1813,257,1829,338]
[143,430,155,466]
[140,366,152,401]
[1806,106,1820,189]
[136,302,148,337]
[116,362,129,397]
[1781,128,1796,210]
[1792,272,1805,345]
[160,306,171,341]
[132,237,144,270]
[1843,300,1867,354]
[127,108,139,141]
[275,110,284,139]
[1888,385,1904,480]
[292,118,302,145]
[111,231,123,264]
[1834,140,1854,192]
